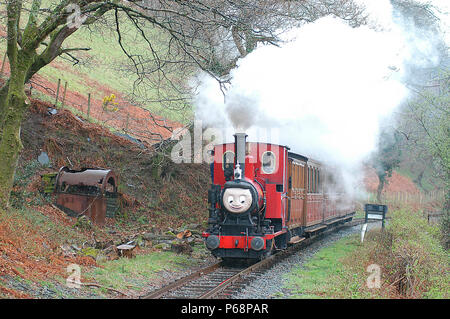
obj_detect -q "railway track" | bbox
[142,218,368,299]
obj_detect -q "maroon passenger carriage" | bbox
[203,133,355,260]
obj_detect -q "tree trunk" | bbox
[0,54,32,209]
[377,178,385,203]
[0,0,112,210]
[0,82,10,131]
[414,169,425,191]
[0,27,82,209]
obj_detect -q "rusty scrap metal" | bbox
[117,242,137,259]
[55,166,117,191]
[54,166,119,226]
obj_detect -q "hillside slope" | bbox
[0,20,186,146]
[19,97,210,227]
[363,166,420,194]
[0,97,210,298]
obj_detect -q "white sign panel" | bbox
[367,214,384,220]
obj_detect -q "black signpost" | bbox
[364,203,388,229]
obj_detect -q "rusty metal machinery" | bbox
[54,166,119,226]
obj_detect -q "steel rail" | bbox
[142,262,222,299]
[199,218,368,299]
[143,218,368,299]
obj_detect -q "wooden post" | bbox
[61,81,68,109]
[125,113,129,133]
[55,78,61,107]
[0,52,7,77]
[87,93,91,120]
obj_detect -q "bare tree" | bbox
[0,0,367,209]
[111,0,368,135]
[114,0,367,89]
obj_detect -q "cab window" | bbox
[222,151,235,170]
[261,151,276,174]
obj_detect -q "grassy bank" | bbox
[282,235,368,299]
[0,204,211,298]
[283,209,449,299]
[86,249,205,296]
[0,97,211,298]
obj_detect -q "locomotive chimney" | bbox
[234,133,247,179]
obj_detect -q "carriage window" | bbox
[298,165,302,187]
[313,167,316,193]
[317,170,320,193]
[261,151,276,174]
[314,168,317,193]
[222,151,235,170]
[308,167,311,193]
[293,165,297,188]
[316,169,319,193]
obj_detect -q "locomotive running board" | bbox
[289,236,306,244]
[324,216,353,225]
[305,225,327,233]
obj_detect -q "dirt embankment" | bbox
[21,98,210,227]
[363,166,420,194]
[0,97,210,298]
[0,55,182,146]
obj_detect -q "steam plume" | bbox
[194,0,446,197]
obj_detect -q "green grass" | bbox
[282,208,450,299]
[396,167,437,193]
[87,250,201,294]
[39,19,139,96]
[0,2,194,124]
[354,210,365,219]
[283,235,363,299]
[41,10,192,123]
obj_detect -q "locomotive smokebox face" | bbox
[223,188,252,214]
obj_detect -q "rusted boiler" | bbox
[54,167,119,226]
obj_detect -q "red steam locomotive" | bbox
[203,133,355,260]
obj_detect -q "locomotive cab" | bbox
[204,133,287,260]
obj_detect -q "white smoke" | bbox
[194,0,446,198]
